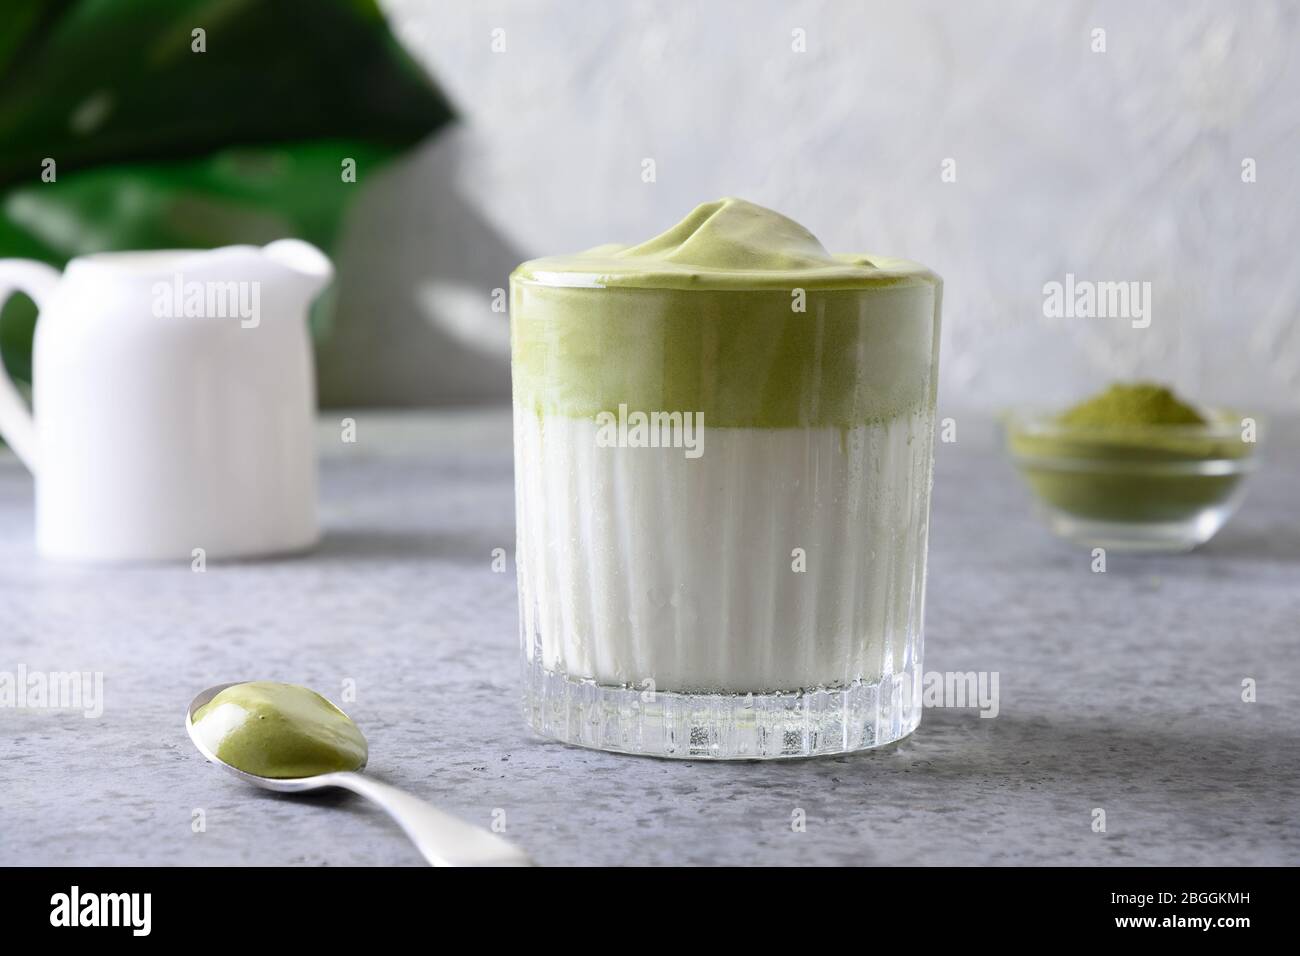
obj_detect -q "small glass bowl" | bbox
[1005,408,1259,552]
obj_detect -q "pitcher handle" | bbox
[0,259,61,472]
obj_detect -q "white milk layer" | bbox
[514,407,935,694]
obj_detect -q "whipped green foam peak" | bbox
[617,198,835,271]
[514,197,937,291]
[510,198,942,428]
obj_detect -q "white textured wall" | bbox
[320,0,1300,413]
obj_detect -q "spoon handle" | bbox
[331,772,533,867]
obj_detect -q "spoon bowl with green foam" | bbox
[186,681,532,866]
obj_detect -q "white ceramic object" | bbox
[0,240,332,562]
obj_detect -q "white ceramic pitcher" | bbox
[0,240,332,562]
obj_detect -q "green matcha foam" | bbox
[510,198,942,429]
[191,681,367,779]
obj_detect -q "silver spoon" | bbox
[186,682,532,867]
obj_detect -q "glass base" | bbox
[1040,502,1235,553]
[522,658,921,760]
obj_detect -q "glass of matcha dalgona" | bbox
[510,199,943,759]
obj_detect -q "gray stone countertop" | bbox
[1,409,1296,866]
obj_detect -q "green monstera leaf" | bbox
[0,0,453,385]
